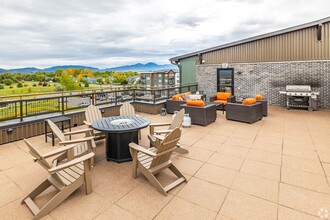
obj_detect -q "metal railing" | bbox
[0,83,198,122]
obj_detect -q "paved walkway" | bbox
[0,107,330,219]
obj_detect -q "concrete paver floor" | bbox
[0,106,330,220]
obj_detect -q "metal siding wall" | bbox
[202,24,330,64]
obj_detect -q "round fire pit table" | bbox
[92,116,150,162]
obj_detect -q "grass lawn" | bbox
[0,82,110,97]
[0,82,59,96]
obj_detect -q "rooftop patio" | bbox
[1,106,330,220]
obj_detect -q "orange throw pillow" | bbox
[172,95,179,100]
[216,92,232,100]
[255,94,263,100]
[178,94,185,100]
[242,98,256,105]
[186,100,205,107]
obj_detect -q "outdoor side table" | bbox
[45,116,71,146]
[92,116,150,163]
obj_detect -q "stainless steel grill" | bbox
[279,85,319,111]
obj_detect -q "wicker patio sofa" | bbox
[257,100,268,116]
[181,103,217,126]
[166,99,186,114]
[225,101,263,124]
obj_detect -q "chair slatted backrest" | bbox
[24,139,52,170]
[47,119,67,142]
[24,139,75,186]
[150,128,181,168]
[85,105,102,124]
[120,102,135,116]
[169,108,184,130]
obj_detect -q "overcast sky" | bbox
[0,0,329,69]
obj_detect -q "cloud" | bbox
[0,0,329,68]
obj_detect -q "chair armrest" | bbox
[149,122,171,135]
[149,122,171,127]
[155,129,173,134]
[59,136,95,146]
[209,96,216,102]
[83,121,92,126]
[129,143,156,157]
[227,96,236,103]
[41,144,78,158]
[63,128,93,136]
[48,152,95,173]
[154,135,165,141]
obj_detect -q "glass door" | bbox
[217,68,234,94]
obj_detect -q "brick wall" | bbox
[196,60,330,109]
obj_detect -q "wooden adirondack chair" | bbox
[22,139,94,220]
[129,127,187,196]
[148,108,188,154]
[47,119,96,160]
[83,105,105,140]
[120,102,141,139]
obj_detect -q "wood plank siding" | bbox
[202,23,330,64]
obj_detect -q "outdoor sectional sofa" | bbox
[166,99,186,114]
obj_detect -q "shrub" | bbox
[42,82,48,87]
[54,86,64,91]
[38,81,43,86]
[32,83,37,87]
[84,82,89,87]
[17,82,23,88]
[0,84,4,89]
[3,79,13,86]
[9,86,13,89]
[24,84,29,87]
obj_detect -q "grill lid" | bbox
[286,85,311,92]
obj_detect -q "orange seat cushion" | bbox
[214,100,227,105]
[255,94,263,100]
[216,92,232,101]
[172,95,180,100]
[242,98,256,105]
[186,100,205,107]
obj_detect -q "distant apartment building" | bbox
[140,70,176,87]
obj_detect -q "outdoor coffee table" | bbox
[92,116,150,163]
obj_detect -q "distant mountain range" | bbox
[0,62,178,73]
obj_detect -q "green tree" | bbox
[104,77,110,84]
[96,78,104,88]
[3,79,13,85]
[112,73,128,85]
[59,74,78,90]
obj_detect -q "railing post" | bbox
[19,97,23,122]
[61,93,65,115]
[115,91,117,106]
[153,90,156,104]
